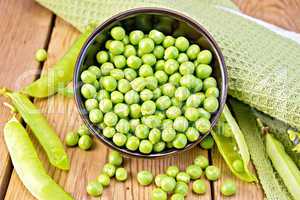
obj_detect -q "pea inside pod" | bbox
[212,105,257,182]
[4,117,73,200]
[22,24,95,98]
[1,90,70,170]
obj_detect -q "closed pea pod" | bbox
[1,90,69,170]
[4,117,73,200]
[22,24,95,98]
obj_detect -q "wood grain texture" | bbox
[234,0,300,32]
[0,0,53,198]
[211,148,264,200]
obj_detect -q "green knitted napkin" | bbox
[35,0,300,131]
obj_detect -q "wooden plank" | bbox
[233,0,300,32]
[211,147,264,200]
[4,17,212,199]
[0,0,53,198]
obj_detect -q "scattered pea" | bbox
[115,167,128,181]
[78,135,93,150]
[97,173,110,187]
[65,132,79,147]
[166,166,180,177]
[35,48,47,62]
[86,180,103,197]
[221,180,237,196]
[194,155,209,169]
[137,170,153,186]
[192,179,206,194]
[205,165,221,181]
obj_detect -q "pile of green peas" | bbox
[65,124,93,150]
[86,151,128,197]
[80,26,220,154]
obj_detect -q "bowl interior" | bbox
[74,8,227,158]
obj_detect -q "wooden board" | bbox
[0,0,53,198]
[1,0,300,200]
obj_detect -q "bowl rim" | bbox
[74,7,228,159]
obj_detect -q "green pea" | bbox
[163,36,175,48]
[176,172,190,184]
[142,54,157,66]
[175,181,188,196]
[221,180,237,196]
[100,62,114,76]
[152,88,162,100]
[115,167,128,181]
[169,73,182,87]
[205,165,220,181]
[134,124,149,139]
[192,179,206,194]
[161,176,176,192]
[105,40,112,49]
[175,36,189,51]
[197,50,212,64]
[126,55,142,70]
[162,119,173,129]
[153,142,166,152]
[114,103,129,118]
[108,150,123,166]
[130,104,142,119]
[145,76,158,90]
[113,55,126,69]
[129,119,140,132]
[156,96,171,110]
[187,44,200,60]
[186,127,200,142]
[86,180,103,197]
[140,89,153,101]
[81,70,97,84]
[164,46,179,60]
[141,100,156,115]
[101,76,117,92]
[77,124,89,136]
[109,40,124,55]
[139,38,155,54]
[153,46,165,59]
[117,79,131,94]
[97,90,109,101]
[96,51,108,64]
[144,115,161,129]
[116,119,130,134]
[162,128,176,142]
[102,163,116,177]
[171,97,183,107]
[186,93,203,108]
[81,83,96,99]
[173,133,188,149]
[113,133,127,147]
[180,74,196,90]
[102,127,116,138]
[35,48,47,62]
[154,70,168,85]
[124,68,137,81]
[198,108,211,120]
[151,188,167,200]
[175,87,190,101]
[164,59,179,75]
[111,26,126,40]
[97,173,110,187]
[126,136,140,151]
[155,174,168,187]
[85,99,98,112]
[129,30,144,45]
[131,77,146,92]
[166,165,179,177]
[89,109,103,124]
[195,118,211,134]
[103,112,118,127]
[65,131,79,147]
[139,140,153,154]
[170,193,184,200]
[203,96,219,113]
[194,155,209,169]
[137,170,154,186]
[139,64,154,77]
[155,60,165,70]
[203,77,217,91]
[196,64,212,79]
[78,135,93,150]
[179,61,195,75]
[184,107,200,122]
[192,78,203,93]
[124,90,140,105]
[177,53,189,64]
[173,116,188,132]
[232,159,244,173]
[88,66,101,78]
[166,106,182,120]
[200,135,215,150]
[149,29,165,44]
[110,91,123,104]
[124,45,136,57]
[186,164,203,180]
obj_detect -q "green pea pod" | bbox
[1,90,70,170]
[212,105,257,182]
[4,117,73,200]
[22,24,95,98]
[266,133,300,199]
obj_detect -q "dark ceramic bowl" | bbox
[74,7,228,158]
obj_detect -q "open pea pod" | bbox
[212,105,257,182]
[21,24,95,98]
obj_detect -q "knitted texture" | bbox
[230,99,292,200]
[36,0,300,130]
